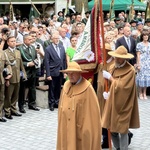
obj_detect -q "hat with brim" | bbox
[85,11,91,15]
[145,18,150,23]
[137,21,143,26]
[114,18,121,22]
[60,61,88,73]
[108,46,134,59]
[57,11,63,16]
[130,19,138,24]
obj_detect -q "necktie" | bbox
[28,46,31,54]
[126,38,131,51]
[55,45,60,58]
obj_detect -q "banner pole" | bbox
[99,0,112,149]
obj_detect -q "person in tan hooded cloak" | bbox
[102,46,140,150]
[97,43,114,148]
[57,61,101,150]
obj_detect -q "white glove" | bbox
[103,91,110,100]
[103,70,111,80]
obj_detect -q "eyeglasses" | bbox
[53,38,60,39]
[71,40,77,42]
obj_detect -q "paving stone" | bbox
[0,97,150,149]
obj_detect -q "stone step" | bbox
[38,76,46,86]
[36,85,49,109]
[36,85,48,91]
[39,76,46,82]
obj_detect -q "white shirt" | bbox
[124,36,131,50]
[59,36,71,51]
[8,47,16,52]
[16,31,24,44]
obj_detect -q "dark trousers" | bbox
[48,74,63,107]
[25,77,36,107]
[18,79,25,110]
[102,128,108,144]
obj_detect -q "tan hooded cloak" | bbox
[102,62,140,134]
[57,78,101,150]
[97,58,115,116]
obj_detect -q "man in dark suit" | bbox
[115,26,137,66]
[44,33,66,111]
[17,34,40,112]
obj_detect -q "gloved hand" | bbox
[103,91,110,100]
[102,70,111,80]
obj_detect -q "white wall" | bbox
[55,0,73,15]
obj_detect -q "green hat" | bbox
[130,19,138,24]
[145,18,150,23]
[114,18,121,22]
[136,18,142,22]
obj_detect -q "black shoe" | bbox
[0,117,7,122]
[11,112,22,116]
[128,132,133,145]
[19,108,26,113]
[101,142,109,148]
[54,104,58,108]
[5,115,13,119]
[49,104,54,111]
[29,106,40,111]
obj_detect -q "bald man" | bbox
[59,27,71,51]
[115,26,136,66]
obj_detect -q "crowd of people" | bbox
[0,8,150,149]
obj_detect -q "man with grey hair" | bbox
[131,30,138,40]
[17,34,40,112]
[44,33,66,111]
[131,30,139,43]
[16,22,26,46]
[116,26,136,65]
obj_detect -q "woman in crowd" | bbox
[105,32,115,50]
[66,36,78,64]
[136,31,150,100]
[117,26,124,39]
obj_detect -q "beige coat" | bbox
[4,49,26,83]
[97,59,114,116]
[102,62,140,134]
[0,50,12,84]
[57,78,101,150]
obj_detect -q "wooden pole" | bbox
[29,0,41,15]
[99,0,112,149]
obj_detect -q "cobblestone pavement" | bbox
[0,97,150,150]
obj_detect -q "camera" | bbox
[36,44,40,49]
[1,28,9,37]
[0,28,10,43]
[3,68,9,78]
[20,71,27,81]
[33,59,39,68]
